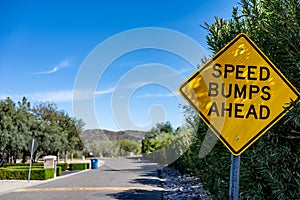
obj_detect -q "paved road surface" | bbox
[0,157,163,200]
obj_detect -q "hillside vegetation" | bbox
[84,129,145,143]
[82,129,145,157]
[142,0,300,199]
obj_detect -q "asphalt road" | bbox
[0,157,163,200]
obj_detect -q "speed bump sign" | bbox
[179,33,300,156]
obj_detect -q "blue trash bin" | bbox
[91,158,99,169]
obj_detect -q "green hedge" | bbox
[56,166,62,176]
[0,167,55,180]
[57,163,68,171]
[3,165,62,177]
[69,163,88,170]
[3,163,44,167]
[3,162,68,171]
[5,166,44,169]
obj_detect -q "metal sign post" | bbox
[229,154,241,200]
[28,138,35,182]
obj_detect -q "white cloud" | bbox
[36,59,70,75]
[38,67,59,74]
[95,87,115,95]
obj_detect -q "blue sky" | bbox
[0,0,239,131]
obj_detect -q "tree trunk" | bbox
[57,151,60,163]
[64,151,67,163]
[13,152,17,163]
[6,152,10,163]
[22,152,26,163]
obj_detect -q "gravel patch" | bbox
[159,167,213,200]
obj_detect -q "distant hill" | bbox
[83,129,146,143]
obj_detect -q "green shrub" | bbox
[43,168,55,180]
[5,166,44,169]
[119,139,140,154]
[56,166,62,176]
[3,163,43,167]
[4,163,64,177]
[69,163,88,170]
[0,167,55,180]
[57,163,68,171]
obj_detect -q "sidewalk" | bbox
[0,160,105,196]
[0,180,44,195]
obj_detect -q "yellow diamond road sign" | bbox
[179,33,300,156]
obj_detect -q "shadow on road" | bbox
[106,189,162,200]
[129,171,161,186]
[106,156,163,200]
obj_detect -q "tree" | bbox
[0,98,17,164]
[144,121,174,138]
[13,97,35,163]
[56,111,84,161]
[0,97,85,166]
[32,102,84,160]
[0,97,37,164]
[32,102,64,157]
[119,139,141,155]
